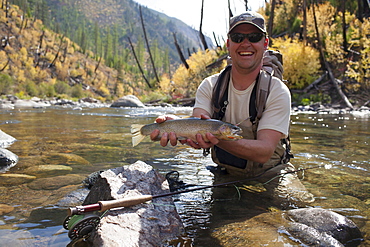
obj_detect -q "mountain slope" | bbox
[45,0,213,64]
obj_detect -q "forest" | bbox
[0,0,369,108]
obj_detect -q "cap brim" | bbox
[228,21,266,34]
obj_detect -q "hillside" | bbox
[0,4,119,101]
[0,1,216,101]
[39,0,213,65]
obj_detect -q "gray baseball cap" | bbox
[228,12,266,34]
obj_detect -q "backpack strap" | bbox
[212,65,231,120]
[255,70,273,121]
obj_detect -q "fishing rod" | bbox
[63,164,328,240]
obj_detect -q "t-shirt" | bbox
[194,70,291,138]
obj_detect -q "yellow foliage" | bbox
[98,84,110,97]
[70,68,85,78]
[158,74,172,94]
[272,37,320,89]
[346,18,370,89]
[172,49,220,98]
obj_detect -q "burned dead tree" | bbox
[312,2,353,109]
[199,0,208,50]
[127,36,151,88]
[172,32,189,69]
[139,6,160,85]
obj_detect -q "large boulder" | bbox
[84,161,185,247]
[285,208,363,246]
[0,148,18,172]
[0,130,16,148]
[110,95,145,108]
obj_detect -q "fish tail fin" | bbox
[131,124,145,147]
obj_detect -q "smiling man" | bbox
[151,12,314,208]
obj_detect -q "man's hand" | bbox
[183,113,219,149]
[150,115,179,147]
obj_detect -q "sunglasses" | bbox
[229,32,265,43]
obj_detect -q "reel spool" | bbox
[63,214,100,240]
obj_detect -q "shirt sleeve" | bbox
[193,74,219,116]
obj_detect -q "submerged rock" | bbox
[0,204,14,215]
[285,208,363,246]
[83,161,185,247]
[27,174,85,190]
[0,173,36,186]
[211,208,362,246]
[24,164,73,176]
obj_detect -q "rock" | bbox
[110,95,145,108]
[285,208,363,246]
[0,148,18,172]
[0,130,16,148]
[0,204,14,215]
[83,170,105,189]
[23,164,73,176]
[0,229,35,246]
[56,188,90,207]
[14,99,50,108]
[27,174,84,190]
[211,208,362,246]
[0,173,36,186]
[84,161,185,247]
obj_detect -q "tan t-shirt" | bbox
[194,71,291,138]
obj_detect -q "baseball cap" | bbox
[228,12,266,34]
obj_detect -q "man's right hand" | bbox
[150,115,179,147]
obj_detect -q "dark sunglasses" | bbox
[229,32,265,43]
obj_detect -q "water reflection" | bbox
[0,107,369,246]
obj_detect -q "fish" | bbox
[131,118,243,147]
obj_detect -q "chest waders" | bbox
[210,65,293,177]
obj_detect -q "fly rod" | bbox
[67,164,327,216]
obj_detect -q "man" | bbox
[151,12,314,207]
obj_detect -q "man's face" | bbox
[227,24,268,74]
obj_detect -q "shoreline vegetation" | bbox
[0,1,369,112]
[1,95,369,116]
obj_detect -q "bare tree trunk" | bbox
[199,0,208,50]
[0,58,9,71]
[139,6,160,84]
[228,0,233,19]
[213,32,221,50]
[244,0,249,11]
[303,0,307,45]
[127,36,151,88]
[312,1,353,109]
[173,32,189,69]
[341,0,348,52]
[267,0,276,45]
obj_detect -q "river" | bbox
[0,106,369,246]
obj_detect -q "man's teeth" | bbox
[239,51,253,55]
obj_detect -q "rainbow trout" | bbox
[131,118,243,147]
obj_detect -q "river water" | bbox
[0,106,369,246]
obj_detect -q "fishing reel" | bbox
[63,214,100,240]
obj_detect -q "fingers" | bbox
[150,129,160,141]
[159,132,178,147]
[186,133,217,149]
[155,115,179,123]
[200,114,211,120]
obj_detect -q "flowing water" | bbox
[0,106,369,246]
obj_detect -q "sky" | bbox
[133,0,265,41]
